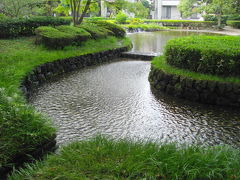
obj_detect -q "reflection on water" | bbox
[128,31,208,54]
[30,60,240,147]
[29,31,240,147]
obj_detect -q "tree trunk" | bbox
[217,14,222,28]
[78,0,91,25]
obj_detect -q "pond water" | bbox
[30,31,240,147]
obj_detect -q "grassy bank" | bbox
[152,56,240,84]
[9,136,240,179]
[0,36,131,175]
[122,23,169,31]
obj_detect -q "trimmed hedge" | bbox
[35,26,74,49]
[165,36,240,77]
[0,16,71,38]
[227,21,240,29]
[56,25,91,43]
[123,23,169,32]
[144,20,215,29]
[94,21,126,37]
[79,23,114,39]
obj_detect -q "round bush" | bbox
[94,21,126,37]
[165,36,240,77]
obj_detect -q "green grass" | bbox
[0,36,130,92]
[9,136,240,180]
[122,23,169,31]
[0,36,131,173]
[152,56,240,84]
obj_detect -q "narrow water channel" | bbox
[29,31,240,147]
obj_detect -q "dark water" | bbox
[30,31,240,147]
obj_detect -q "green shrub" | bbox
[94,21,126,37]
[123,23,169,31]
[144,20,215,29]
[130,18,144,24]
[0,88,55,174]
[0,16,71,38]
[79,23,114,39]
[115,11,128,24]
[203,15,228,25]
[227,21,240,29]
[228,15,240,21]
[56,25,91,44]
[35,26,74,49]
[165,35,240,77]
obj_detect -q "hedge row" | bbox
[227,21,240,29]
[165,36,240,77]
[144,20,215,28]
[0,16,71,38]
[35,21,126,49]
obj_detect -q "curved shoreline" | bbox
[1,46,129,178]
[149,65,240,107]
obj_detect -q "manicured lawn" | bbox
[9,136,240,179]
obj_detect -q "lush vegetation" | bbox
[9,136,240,179]
[0,16,71,38]
[94,21,126,37]
[0,35,131,175]
[152,56,240,84]
[165,35,240,77]
[227,21,240,29]
[144,20,216,28]
[122,23,169,32]
[79,22,114,39]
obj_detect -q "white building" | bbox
[151,0,202,20]
[101,0,202,20]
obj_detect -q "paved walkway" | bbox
[170,26,240,36]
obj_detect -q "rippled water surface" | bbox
[30,31,240,147]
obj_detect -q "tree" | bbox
[104,0,128,17]
[178,0,198,18]
[201,0,235,27]
[127,1,149,18]
[0,0,44,17]
[55,0,99,25]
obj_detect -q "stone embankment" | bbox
[149,66,240,107]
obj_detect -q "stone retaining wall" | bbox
[149,65,240,107]
[20,47,128,100]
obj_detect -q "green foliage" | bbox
[152,56,240,84]
[123,23,169,32]
[144,19,216,28]
[0,16,71,38]
[227,21,240,29]
[200,0,236,27]
[115,11,128,24]
[35,26,74,49]
[127,1,149,18]
[0,0,44,17]
[94,21,126,37]
[130,18,144,25]
[203,14,228,24]
[165,35,240,77]
[0,88,56,173]
[0,36,131,175]
[178,0,198,18]
[9,136,240,179]
[79,22,114,39]
[56,25,91,43]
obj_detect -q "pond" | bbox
[29,31,240,147]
